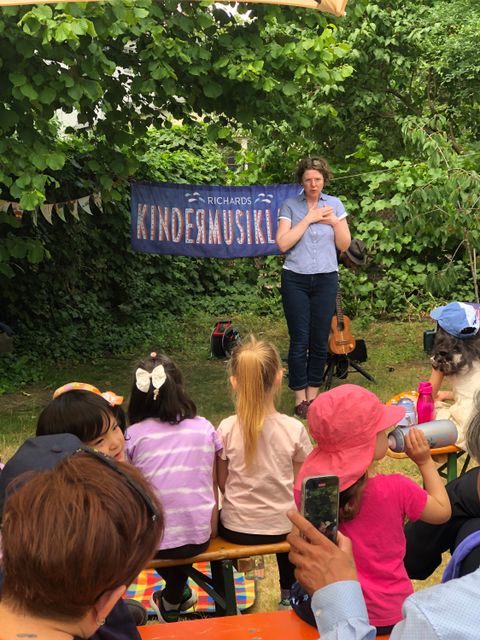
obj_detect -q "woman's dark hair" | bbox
[466,392,480,461]
[128,352,196,425]
[112,404,127,433]
[36,390,115,443]
[295,156,333,185]
[339,473,368,523]
[431,326,480,376]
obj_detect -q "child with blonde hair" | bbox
[217,336,312,607]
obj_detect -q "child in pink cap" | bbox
[294,384,451,634]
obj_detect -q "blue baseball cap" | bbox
[0,434,84,520]
[430,302,480,339]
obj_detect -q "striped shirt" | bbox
[126,416,222,550]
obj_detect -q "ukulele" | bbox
[328,289,356,355]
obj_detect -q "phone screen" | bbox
[300,475,339,543]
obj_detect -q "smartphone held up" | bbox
[300,475,340,544]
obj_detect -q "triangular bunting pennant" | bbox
[70,200,80,221]
[3,192,102,220]
[92,192,103,211]
[40,203,54,224]
[78,196,93,215]
[56,204,66,222]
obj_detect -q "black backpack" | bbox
[210,320,241,358]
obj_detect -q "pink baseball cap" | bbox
[298,384,405,491]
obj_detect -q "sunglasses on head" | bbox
[460,327,476,335]
[74,448,159,522]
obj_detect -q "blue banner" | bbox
[131,181,302,258]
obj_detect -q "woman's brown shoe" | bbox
[294,400,311,419]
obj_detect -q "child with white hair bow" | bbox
[126,352,222,623]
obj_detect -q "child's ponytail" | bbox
[230,336,282,467]
[338,472,367,522]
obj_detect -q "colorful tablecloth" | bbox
[125,562,256,614]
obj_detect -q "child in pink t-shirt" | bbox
[294,384,451,634]
[217,336,312,607]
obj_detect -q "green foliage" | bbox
[247,0,480,307]
[137,125,231,184]
[1,0,479,393]
[0,1,351,277]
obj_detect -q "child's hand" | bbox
[404,427,431,466]
[436,390,454,402]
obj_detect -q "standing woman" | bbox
[276,156,351,417]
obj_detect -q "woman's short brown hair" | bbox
[295,156,333,185]
[1,453,163,621]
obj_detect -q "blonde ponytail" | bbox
[230,336,282,467]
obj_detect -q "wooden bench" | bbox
[146,536,290,616]
[387,444,470,482]
[137,609,390,639]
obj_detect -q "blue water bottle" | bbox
[396,398,416,428]
[388,419,457,452]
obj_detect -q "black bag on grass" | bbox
[210,320,241,358]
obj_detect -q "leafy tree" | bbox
[0,0,352,206]
[239,0,480,311]
[337,0,480,302]
[0,0,352,277]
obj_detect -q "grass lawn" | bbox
[0,312,459,612]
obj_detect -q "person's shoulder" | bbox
[271,413,307,432]
[186,414,211,427]
[372,474,426,505]
[278,412,305,426]
[373,473,419,487]
[190,414,217,433]
[322,192,341,202]
[126,418,157,434]
[408,566,480,610]
[282,194,303,207]
[388,472,422,487]
[217,414,237,432]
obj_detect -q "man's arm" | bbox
[310,582,376,640]
[389,598,441,640]
[287,510,376,640]
[288,510,441,639]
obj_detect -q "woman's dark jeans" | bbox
[281,269,338,390]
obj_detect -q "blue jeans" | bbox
[281,269,338,390]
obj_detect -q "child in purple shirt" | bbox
[126,351,222,623]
